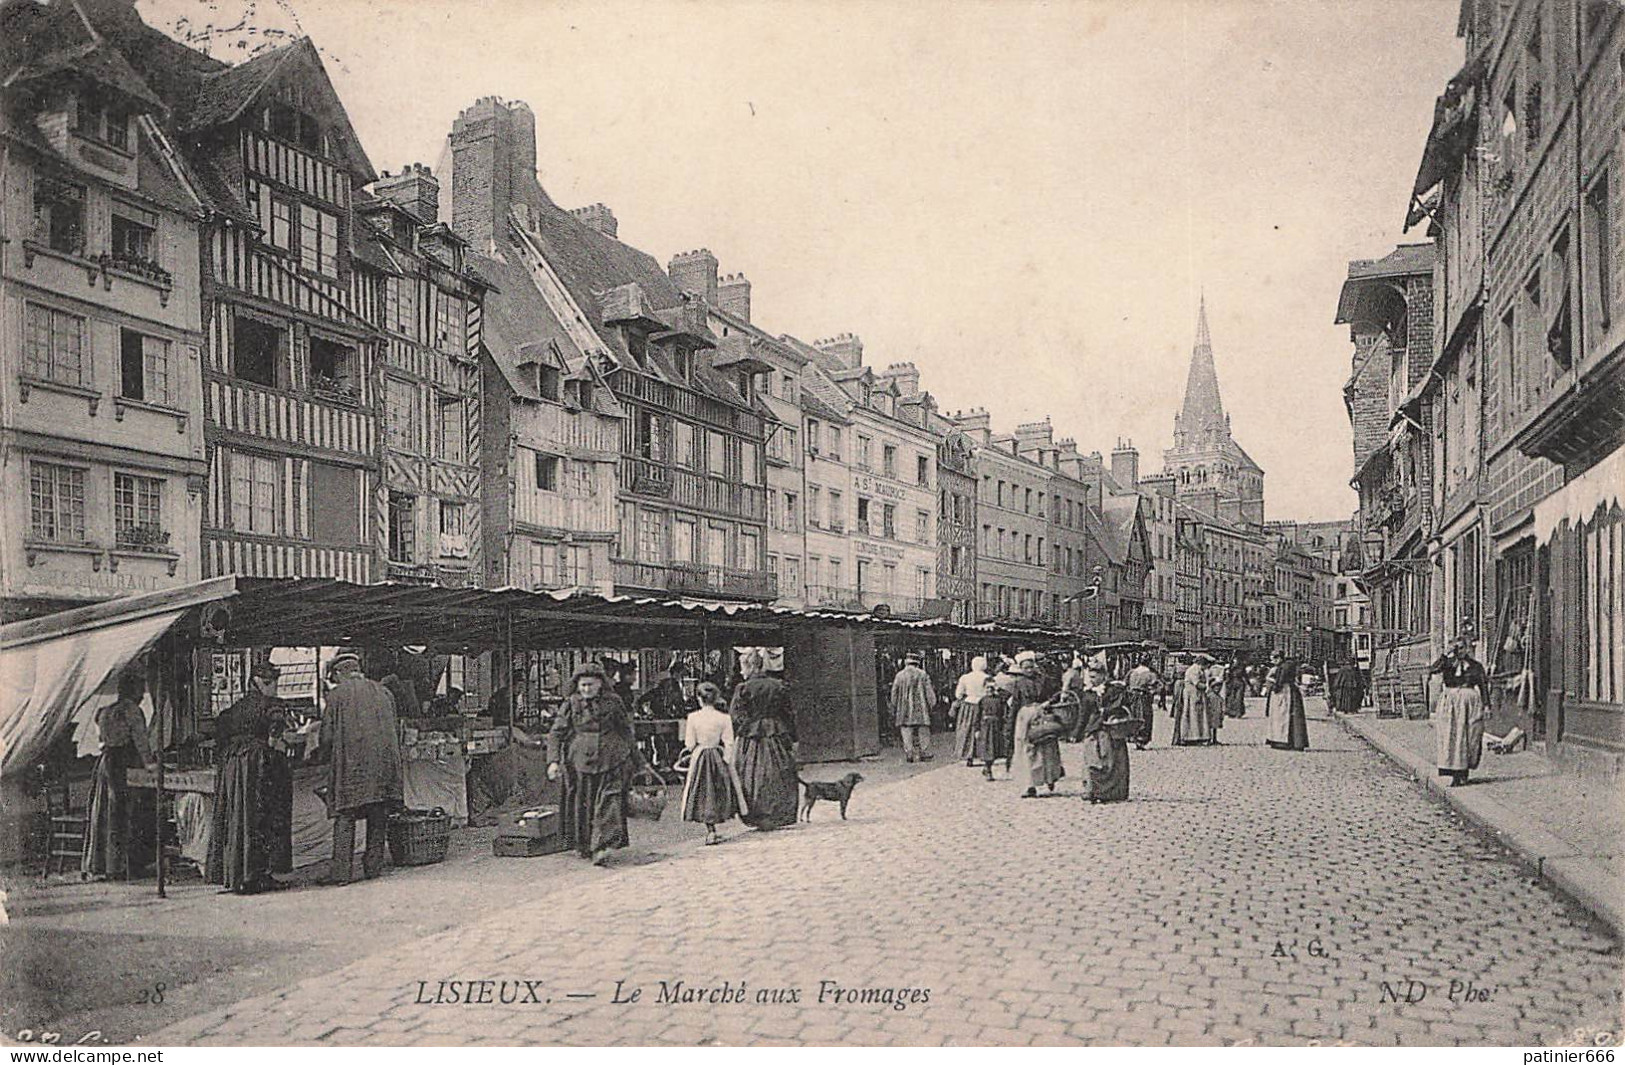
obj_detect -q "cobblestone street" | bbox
[142,701,1624,1046]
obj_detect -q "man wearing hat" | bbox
[889,653,938,762]
[207,660,293,894]
[321,653,403,884]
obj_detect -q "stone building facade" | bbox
[2,2,207,617]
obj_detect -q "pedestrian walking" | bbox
[207,660,293,894]
[1264,650,1310,751]
[729,650,799,830]
[890,653,937,762]
[1429,636,1490,786]
[1173,655,1215,745]
[1206,657,1228,742]
[83,669,157,880]
[1125,655,1158,749]
[952,656,992,765]
[1011,690,1070,798]
[969,686,1012,780]
[1224,657,1249,718]
[548,662,644,864]
[680,682,747,846]
[1331,658,1367,712]
[1077,665,1131,803]
[322,653,404,884]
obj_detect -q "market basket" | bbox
[387,807,451,866]
[627,770,668,821]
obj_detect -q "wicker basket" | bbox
[387,807,451,866]
[626,771,668,821]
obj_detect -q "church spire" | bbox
[1178,297,1227,445]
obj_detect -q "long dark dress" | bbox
[1224,664,1249,718]
[970,690,1011,763]
[730,675,798,829]
[548,691,638,858]
[1078,687,1130,802]
[1332,665,1366,712]
[83,698,155,878]
[206,691,293,892]
[1266,662,1310,751]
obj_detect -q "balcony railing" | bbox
[613,558,778,601]
[608,368,764,436]
[805,584,954,620]
[620,457,767,520]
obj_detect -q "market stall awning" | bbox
[1,578,240,778]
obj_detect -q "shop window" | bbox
[113,473,164,548]
[32,177,84,255]
[29,462,86,543]
[25,304,86,386]
[310,336,358,399]
[1577,511,1623,703]
[233,316,285,388]
[387,492,416,562]
[119,329,170,403]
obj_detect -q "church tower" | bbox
[1162,298,1265,526]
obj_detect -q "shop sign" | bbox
[853,474,908,501]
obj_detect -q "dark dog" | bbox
[798,772,864,821]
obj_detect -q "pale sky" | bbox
[142,0,1464,522]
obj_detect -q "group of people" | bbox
[942,652,1133,803]
[83,651,408,894]
[545,649,802,860]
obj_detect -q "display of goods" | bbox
[387,807,451,866]
[627,771,667,821]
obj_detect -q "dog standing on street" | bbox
[798,772,864,821]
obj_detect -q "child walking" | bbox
[680,682,749,845]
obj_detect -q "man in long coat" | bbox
[890,653,938,762]
[322,653,403,884]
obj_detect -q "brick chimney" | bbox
[1014,418,1054,454]
[1111,438,1140,490]
[668,249,718,304]
[880,362,920,398]
[569,203,617,238]
[717,272,751,321]
[814,333,864,369]
[374,163,440,226]
[448,96,548,251]
[951,407,992,446]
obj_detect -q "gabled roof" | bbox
[1102,494,1146,559]
[181,38,375,183]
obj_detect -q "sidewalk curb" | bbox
[1334,712,1623,940]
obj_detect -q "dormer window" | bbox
[76,93,132,152]
[538,364,561,401]
[673,346,693,383]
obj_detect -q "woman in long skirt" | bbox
[1011,695,1066,798]
[1265,652,1310,751]
[547,663,642,864]
[1173,657,1214,745]
[730,650,799,829]
[207,661,293,893]
[681,682,748,845]
[1224,659,1249,719]
[1431,637,1490,786]
[84,671,156,879]
[953,656,992,765]
[970,689,1010,780]
[1079,668,1130,802]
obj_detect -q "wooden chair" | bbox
[42,771,89,877]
